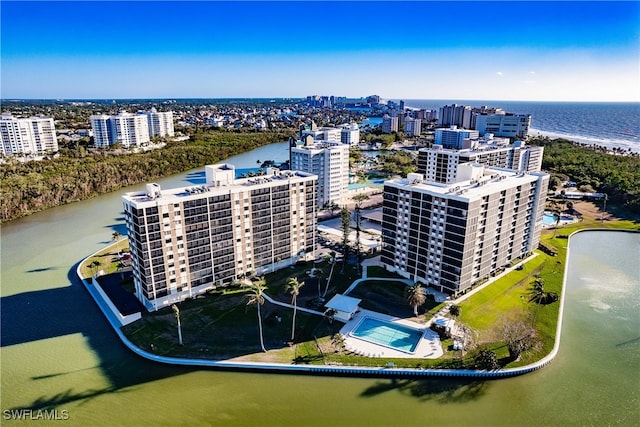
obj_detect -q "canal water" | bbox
[1,143,639,426]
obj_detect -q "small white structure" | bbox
[324,294,362,323]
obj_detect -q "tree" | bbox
[246,277,267,352]
[473,348,500,370]
[112,231,122,241]
[500,318,539,361]
[566,201,574,213]
[322,251,337,298]
[326,201,339,216]
[116,261,126,280]
[285,277,305,341]
[404,284,426,316]
[172,304,183,346]
[352,193,370,276]
[449,304,461,318]
[340,206,351,273]
[89,260,102,277]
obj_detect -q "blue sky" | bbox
[2,1,639,101]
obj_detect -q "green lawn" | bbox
[79,238,130,279]
[118,216,639,369]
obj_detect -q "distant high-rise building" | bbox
[143,108,175,138]
[438,104,473,129]
[404,118,422,136]
[474,113,531,139]
[91,112,150,148]
[340,123,360,145]
[366,95,381,105]
[290,138,350,207]
[381,114,399,134]
[434,126,480,149]
[381,165,548,295]
[301,126,342,143]
[122,164,317,311]
[0,114,58,156]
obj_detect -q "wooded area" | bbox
[529,137,640,213]
[0,130,292,222]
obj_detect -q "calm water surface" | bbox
[1,144,639,426]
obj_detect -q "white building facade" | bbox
[404,118,422,136]
[91,110,174,148]
[381,115,398,133]
[144,109,175,138]
[290,138,350,208]
[417,139,544,184]
[475,113,531,139]
[122,164,317,311]
[381,165,548,296]
[340,123,360,145]
[434,126,480,149]
[0,114,58,156]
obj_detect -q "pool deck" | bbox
[339,309,444,359]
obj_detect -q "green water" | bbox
[1,150,639,426]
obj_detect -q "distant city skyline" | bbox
[2,1,639,102]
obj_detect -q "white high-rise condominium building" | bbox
[439,104,473,129]
[144,108,175,138]
[404,118,422,136]
[475,113,531,139]
[301,125,342,143]
[381,115,398,133]
[122,164,317,311]
[91,110,174,148]
[290,137,350,208]
[340,123,360,145]
[417,138,544,184]
[381,164,548,296]
[434,126,480,149]
[0,114,58,156]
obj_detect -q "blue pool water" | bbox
[542,212,574,225]
[348,183,368,190]
[350,317,424,353]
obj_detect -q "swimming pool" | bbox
[350,317,424,353]
[542,212,574,225]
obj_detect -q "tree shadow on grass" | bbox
[361,377,490,403]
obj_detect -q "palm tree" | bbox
[285,277,305,341]
[89,260,102,277]
[352,194,370,276]
[172,304,183,346]
[246,277,267,352]
[112,231,122,242]
[322,251,337,298]
[116,261,126,280]
[405,284,426,317]
[340,206,351,273]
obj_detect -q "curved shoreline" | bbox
[78,230,637,378]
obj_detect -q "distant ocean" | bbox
[394,100,640,153]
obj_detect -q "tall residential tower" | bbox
[122,164,317,311]
[381,164,548,296]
